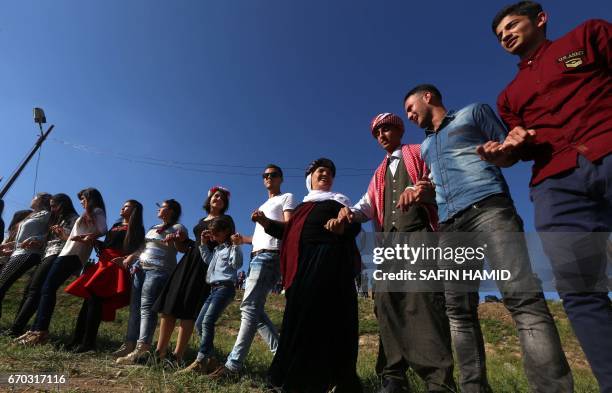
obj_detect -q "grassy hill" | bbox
[0,276,599,392]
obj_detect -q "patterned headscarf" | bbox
[370,113,405,136]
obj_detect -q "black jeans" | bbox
[11,255,58,335]
[439,194,572,393]
[32,255,82,331]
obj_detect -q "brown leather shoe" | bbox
[208,365,239,380]
[177,357,220,375]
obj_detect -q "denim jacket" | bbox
[421,103,511,223]
[200,242,243,284]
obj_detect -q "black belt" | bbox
[211,280,234,288]
[251,249,280,258]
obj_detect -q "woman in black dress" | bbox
[254,158,363,393]
[153,186,234,366]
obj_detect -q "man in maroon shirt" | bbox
[479,2,611,391]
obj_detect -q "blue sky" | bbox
[1,1,610,259]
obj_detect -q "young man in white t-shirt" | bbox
[210,164,295,377]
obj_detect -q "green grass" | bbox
[0,277,599,392]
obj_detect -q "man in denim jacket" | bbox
[403,84,572,393]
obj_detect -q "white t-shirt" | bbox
[59,208,107,264]
[251,193,295,252]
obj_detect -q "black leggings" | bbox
[0,253,41,319]
[10,255,58,335]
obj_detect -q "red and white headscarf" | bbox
[370,113,405,136]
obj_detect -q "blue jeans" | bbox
[196,284,235,360]
[531,154,612,393]
[126,267,169,344]
[440,194,572,393]
[225,252,280,372]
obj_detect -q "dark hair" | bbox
[207,216,233,241]
[403,84,443,104]
[158,199,182,233]
[49,193,78,227]
[305,158,336,178]
[35,192,52,211]
[123,199,145,254]
[203,189,230,214]
[6,210,33,242]
[491,1,544,35]
[265,164,284,179]
[77,187,106,215]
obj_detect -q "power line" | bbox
[50,138,375,177]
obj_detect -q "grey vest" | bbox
[383,158,430,232]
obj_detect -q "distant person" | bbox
[178,216,243,374]
[236,271,246,290]
[337,113,454,393]
[9,194,79,337]
[0,193,52,321]
[115,199,187,364]
[259,158,363,392]
[152,186,234,368]
[18,188,107,346]
[208,164,295,379]
[0,209,33,270]
[478,3,612,391]
[403,83,571,392]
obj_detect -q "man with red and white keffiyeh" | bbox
[337,113,455,393]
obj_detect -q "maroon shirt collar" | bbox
[518,39,552,69]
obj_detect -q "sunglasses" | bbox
[262,172,281,179]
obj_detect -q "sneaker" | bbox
[116,343,151,365]
[177,357,219,375]
[176,359,207,374]
[112,341,136,357]
[208,365,239,381]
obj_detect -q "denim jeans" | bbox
[32,255,82,331]
[225,252,280,372]
[531,154,612,393]
[439,194,572,393]
[196,284,235,360]
[126,267,169,344]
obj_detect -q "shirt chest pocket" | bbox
[546,47,594,89]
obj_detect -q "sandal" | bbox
[12,330,35,343]
[18,331,49,346]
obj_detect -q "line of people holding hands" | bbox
[0,2,610,392]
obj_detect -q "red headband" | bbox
[208,186,231,198]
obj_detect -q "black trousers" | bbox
[11,255,58,335]
[374,291,456,392]
[71,295,103,348]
